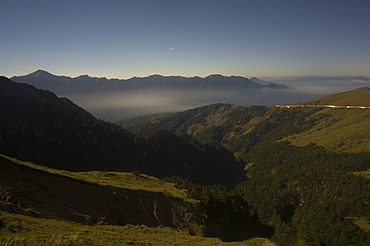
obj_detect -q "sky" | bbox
[1,0,370,79]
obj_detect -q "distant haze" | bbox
[11,70,370,121]
[11,70,318,121]
[263,76,370,95]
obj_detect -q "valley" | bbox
[1,75,370,245]
[4,0,370,244]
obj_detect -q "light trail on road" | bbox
[276,105,370,109]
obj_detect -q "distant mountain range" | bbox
[11,70,313,121]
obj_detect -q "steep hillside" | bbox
[0,76,244,186]
[0,154,202,234]
[118,103,322,161]
[284,87,370,152]
[11,70,312,120]
[304,87,370,106]
[0,154,276,245]
[119,87,370,156]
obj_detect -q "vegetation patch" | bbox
[346,217,370,232]
[353,168,370,179]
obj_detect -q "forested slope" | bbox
[118,88,370,245]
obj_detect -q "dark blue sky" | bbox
[1,0,370,78]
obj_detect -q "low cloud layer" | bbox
[264,77,370,96]
[70,88,309,121]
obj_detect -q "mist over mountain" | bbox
[12,70,313,121]
[261,75,370,96]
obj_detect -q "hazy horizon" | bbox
[8,69,370,81]
[11,69,370,121]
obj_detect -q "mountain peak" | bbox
[30,69,55,77]
[76,74,91,79]
[206,74,226,79]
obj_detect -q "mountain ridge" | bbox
[118,87,370,156]
[283,87,370,152]
[11,70,311,121]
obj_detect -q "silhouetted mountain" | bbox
[250,77,270,85]
[13,70,276,93]
[0,76,243,186]
[12,70,313,121]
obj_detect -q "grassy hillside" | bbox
[0,154,204,235]
[284,87,370,152]
[305,87,370,107]
[0,154,194,202]
[0,154,276,245]
[119,103,321,161]
[0,212,275,246]
[120,87,370,154]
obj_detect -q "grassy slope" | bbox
[284,87,370,152]
[0,154,194,203]
[305,87,370,107]
[0,212,275,246]
[0,154,275,245]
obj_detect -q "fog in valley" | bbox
[67,79,370,122]
[70,88,310,122]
